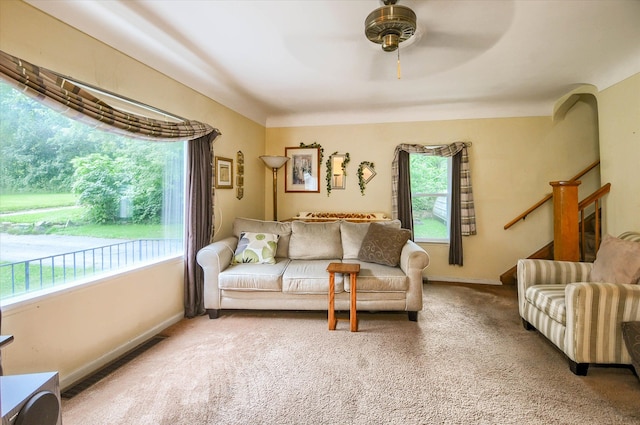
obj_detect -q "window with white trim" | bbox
[410,154,452,242]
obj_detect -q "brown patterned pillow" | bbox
[358,222,411,267]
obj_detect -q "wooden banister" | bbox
[503,195,552,230]
[579,182,611,260]
[504,160,600,230]
[578,182,611,210]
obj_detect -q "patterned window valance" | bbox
[0,50,219,142]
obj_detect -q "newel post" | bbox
[550,180,581,261]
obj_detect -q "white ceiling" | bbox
[26,0,640,127]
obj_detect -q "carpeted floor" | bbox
[61,283,640,424]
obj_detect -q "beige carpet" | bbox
[61,283,640,424]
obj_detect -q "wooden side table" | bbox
[327,262,360,332]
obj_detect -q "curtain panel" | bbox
[391,142,476,265]
[184,133,219,318]
[0,49,221,316]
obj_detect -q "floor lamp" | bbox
[259,155,289,221]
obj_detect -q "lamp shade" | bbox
[260,155,289,169]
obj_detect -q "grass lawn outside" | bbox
[0,258,115,299]
[0,193,177,239]
[0,206,86,224]
[0,262,84,298]
[0,193,77,213]
[414,217,448,240]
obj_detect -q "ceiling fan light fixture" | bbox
[365,3,417,52]
[382,33,400,52]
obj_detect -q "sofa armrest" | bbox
[565,282,640,364]
[517,259,593,316]
[196,236,237,310]
[399,241,430,312]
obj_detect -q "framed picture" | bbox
[214,156,233,189]
[285,147,320,193]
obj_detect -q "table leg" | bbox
[328,271,336,330]
[350,272,358,332]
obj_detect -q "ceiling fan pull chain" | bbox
[397,47,401,80]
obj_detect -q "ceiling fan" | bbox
[364,0,417,53]
[364,0,418,78]
[284,1,511,82]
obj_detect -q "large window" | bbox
[0,82,185,301]
[410,154,451,242]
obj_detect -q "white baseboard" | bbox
[424,276,502,285]
[60,312,184,391]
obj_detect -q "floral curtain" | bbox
[392,142,476,265]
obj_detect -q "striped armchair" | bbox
[517,232,640,375]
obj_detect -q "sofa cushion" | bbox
[232,232,279,264]
[590,234,640,284]
[219,259,290,291]
[282,260,344,294]
[233,218,291,258]
[358,222,411,267]
[342,260,408,292]
[289,221,343,260]
[341,220,401,260]
[525,284,567,325]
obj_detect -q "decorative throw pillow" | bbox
[340,220,402,260]
[232,232,279,264]
[590,234,640,284]
[358,222,411,267]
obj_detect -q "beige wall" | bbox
[0,0,265,386]
[266,99,600,283]
[598,72,640,234]
[2,259,183,388]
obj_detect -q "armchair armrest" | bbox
[517,259,593,315]
[565,282,640,364]
[196,237,237,310]
[399,240,430,312]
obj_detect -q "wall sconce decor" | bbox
[357,161,376,195]
[236,151,244,200]
[326,152,350,195]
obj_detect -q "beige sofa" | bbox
[517,231,640,375]
[197,218,430,321]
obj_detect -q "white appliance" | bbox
[1,372,62,425]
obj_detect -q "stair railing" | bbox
[504,160,600,230]
[578,182,611,260]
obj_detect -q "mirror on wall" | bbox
[360,163,376,184]
[330,154,346,190]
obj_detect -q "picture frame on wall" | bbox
[285,147,320,193]
[214,156,233,189]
